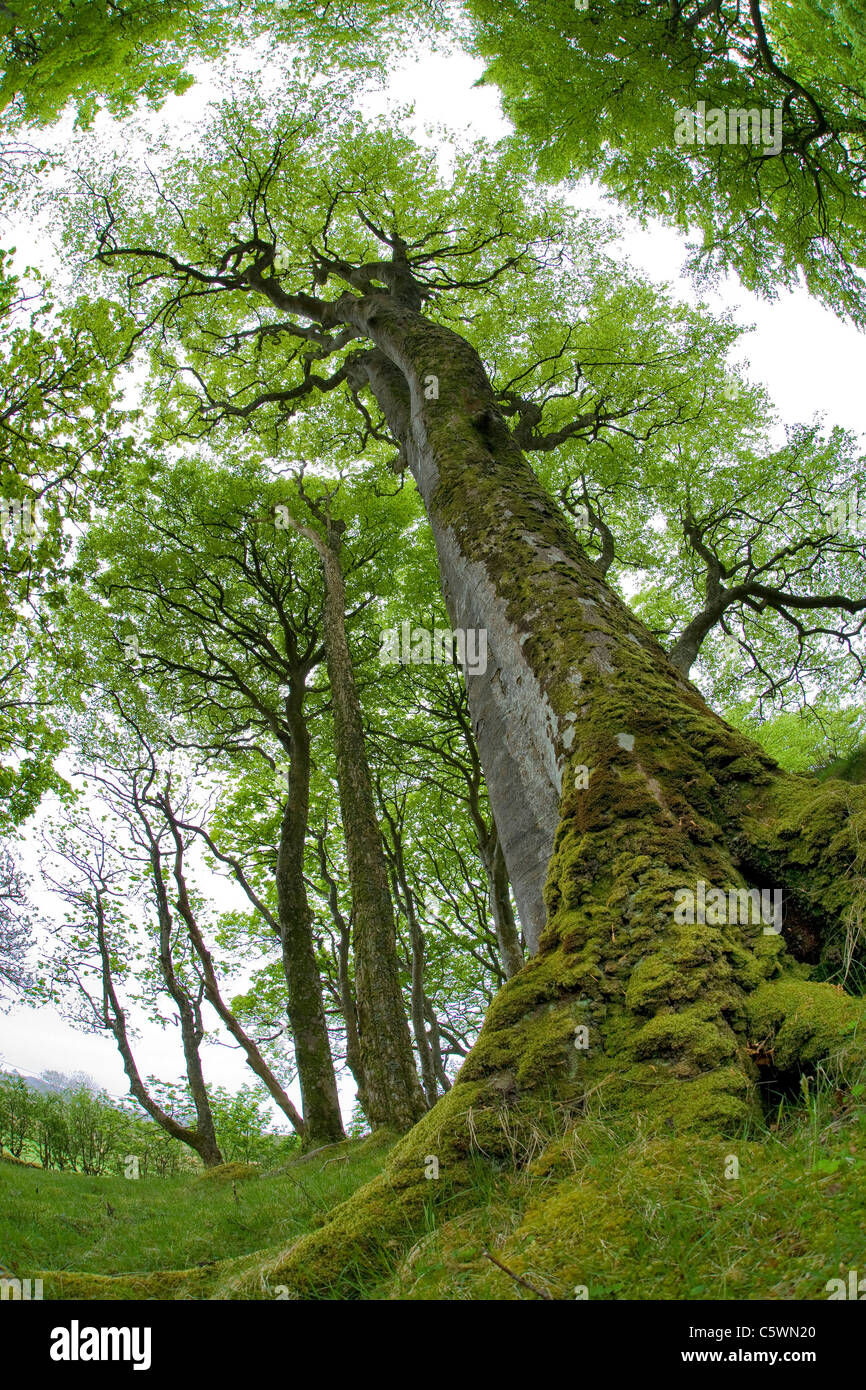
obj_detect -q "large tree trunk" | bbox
[276,683,346,1146]
[244,298,866,1296]
[313,524,427,1132]
[343,302,596,952]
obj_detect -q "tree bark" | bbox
[330,293,866,1124]
[294,516,427,1131]
[163,801,307,1138]
[449,690,525,979]
[275,679,346,1146]
[381,811,439,1107]
[94,890,224,1168]
[246,297,866,1287]
[488,830,524,980]
[313,824,367,1105]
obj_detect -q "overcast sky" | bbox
[2,41,864,1121]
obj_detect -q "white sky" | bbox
[2,43,865,1117]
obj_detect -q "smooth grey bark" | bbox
[247,269,696,953]
[341,328,571,953]
[442,684,525,978]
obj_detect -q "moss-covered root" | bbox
[736,774,866,978]
[745,979,866,1073]
[223,1078,514,1299]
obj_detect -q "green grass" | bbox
[0,1135,395,1299]
[376,1077,866,1301]
[3,1078,865,1299]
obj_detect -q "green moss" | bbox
[746,980,866,1071]
[630,1008,739,1072]
[196,1161,261,1182]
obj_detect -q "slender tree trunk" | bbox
[481,828,524,980]
[308,520,427,1131]
[149,853,224,1168]
[314,825,367,1104]
[165,794,343,1145]
[276,684,346,1146]
[390,835,439,1107]
[164,804,307,1138]
[423,993,452,1093]
[94,891,224,1168]
[376,796,440,1105]
[133,799,224,1167]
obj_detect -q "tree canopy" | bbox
[2,0,866,1311]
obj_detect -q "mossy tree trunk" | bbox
[336,293,866,1117]
[293,516,428,1132]
[276,679,346,1147]
[241,295,866,1296]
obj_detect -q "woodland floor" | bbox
[2,1078,864,1300]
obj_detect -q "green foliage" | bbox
[467,0,866,322]
[0,0,243,127]
[150,1080,297,1165]
[1,5,865,1302]
[726,702,866,774]
[0,1072,292,1175]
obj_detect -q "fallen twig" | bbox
[482,1248,553,1301]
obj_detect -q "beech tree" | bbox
[533,415,866,705]
[467,0,866,322]
[5,0,866,1298]
[0,0,244,127]
[59,460,347,1145]
[55,74,866,1294]
[279,477,428,1129]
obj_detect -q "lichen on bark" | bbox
[223,303,866,1296]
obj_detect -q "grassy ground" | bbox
[0,1134,396,1299]
[2,1075,864,1300]
[377,1085,866,1301]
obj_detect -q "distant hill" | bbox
[0,1068,98,1096]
